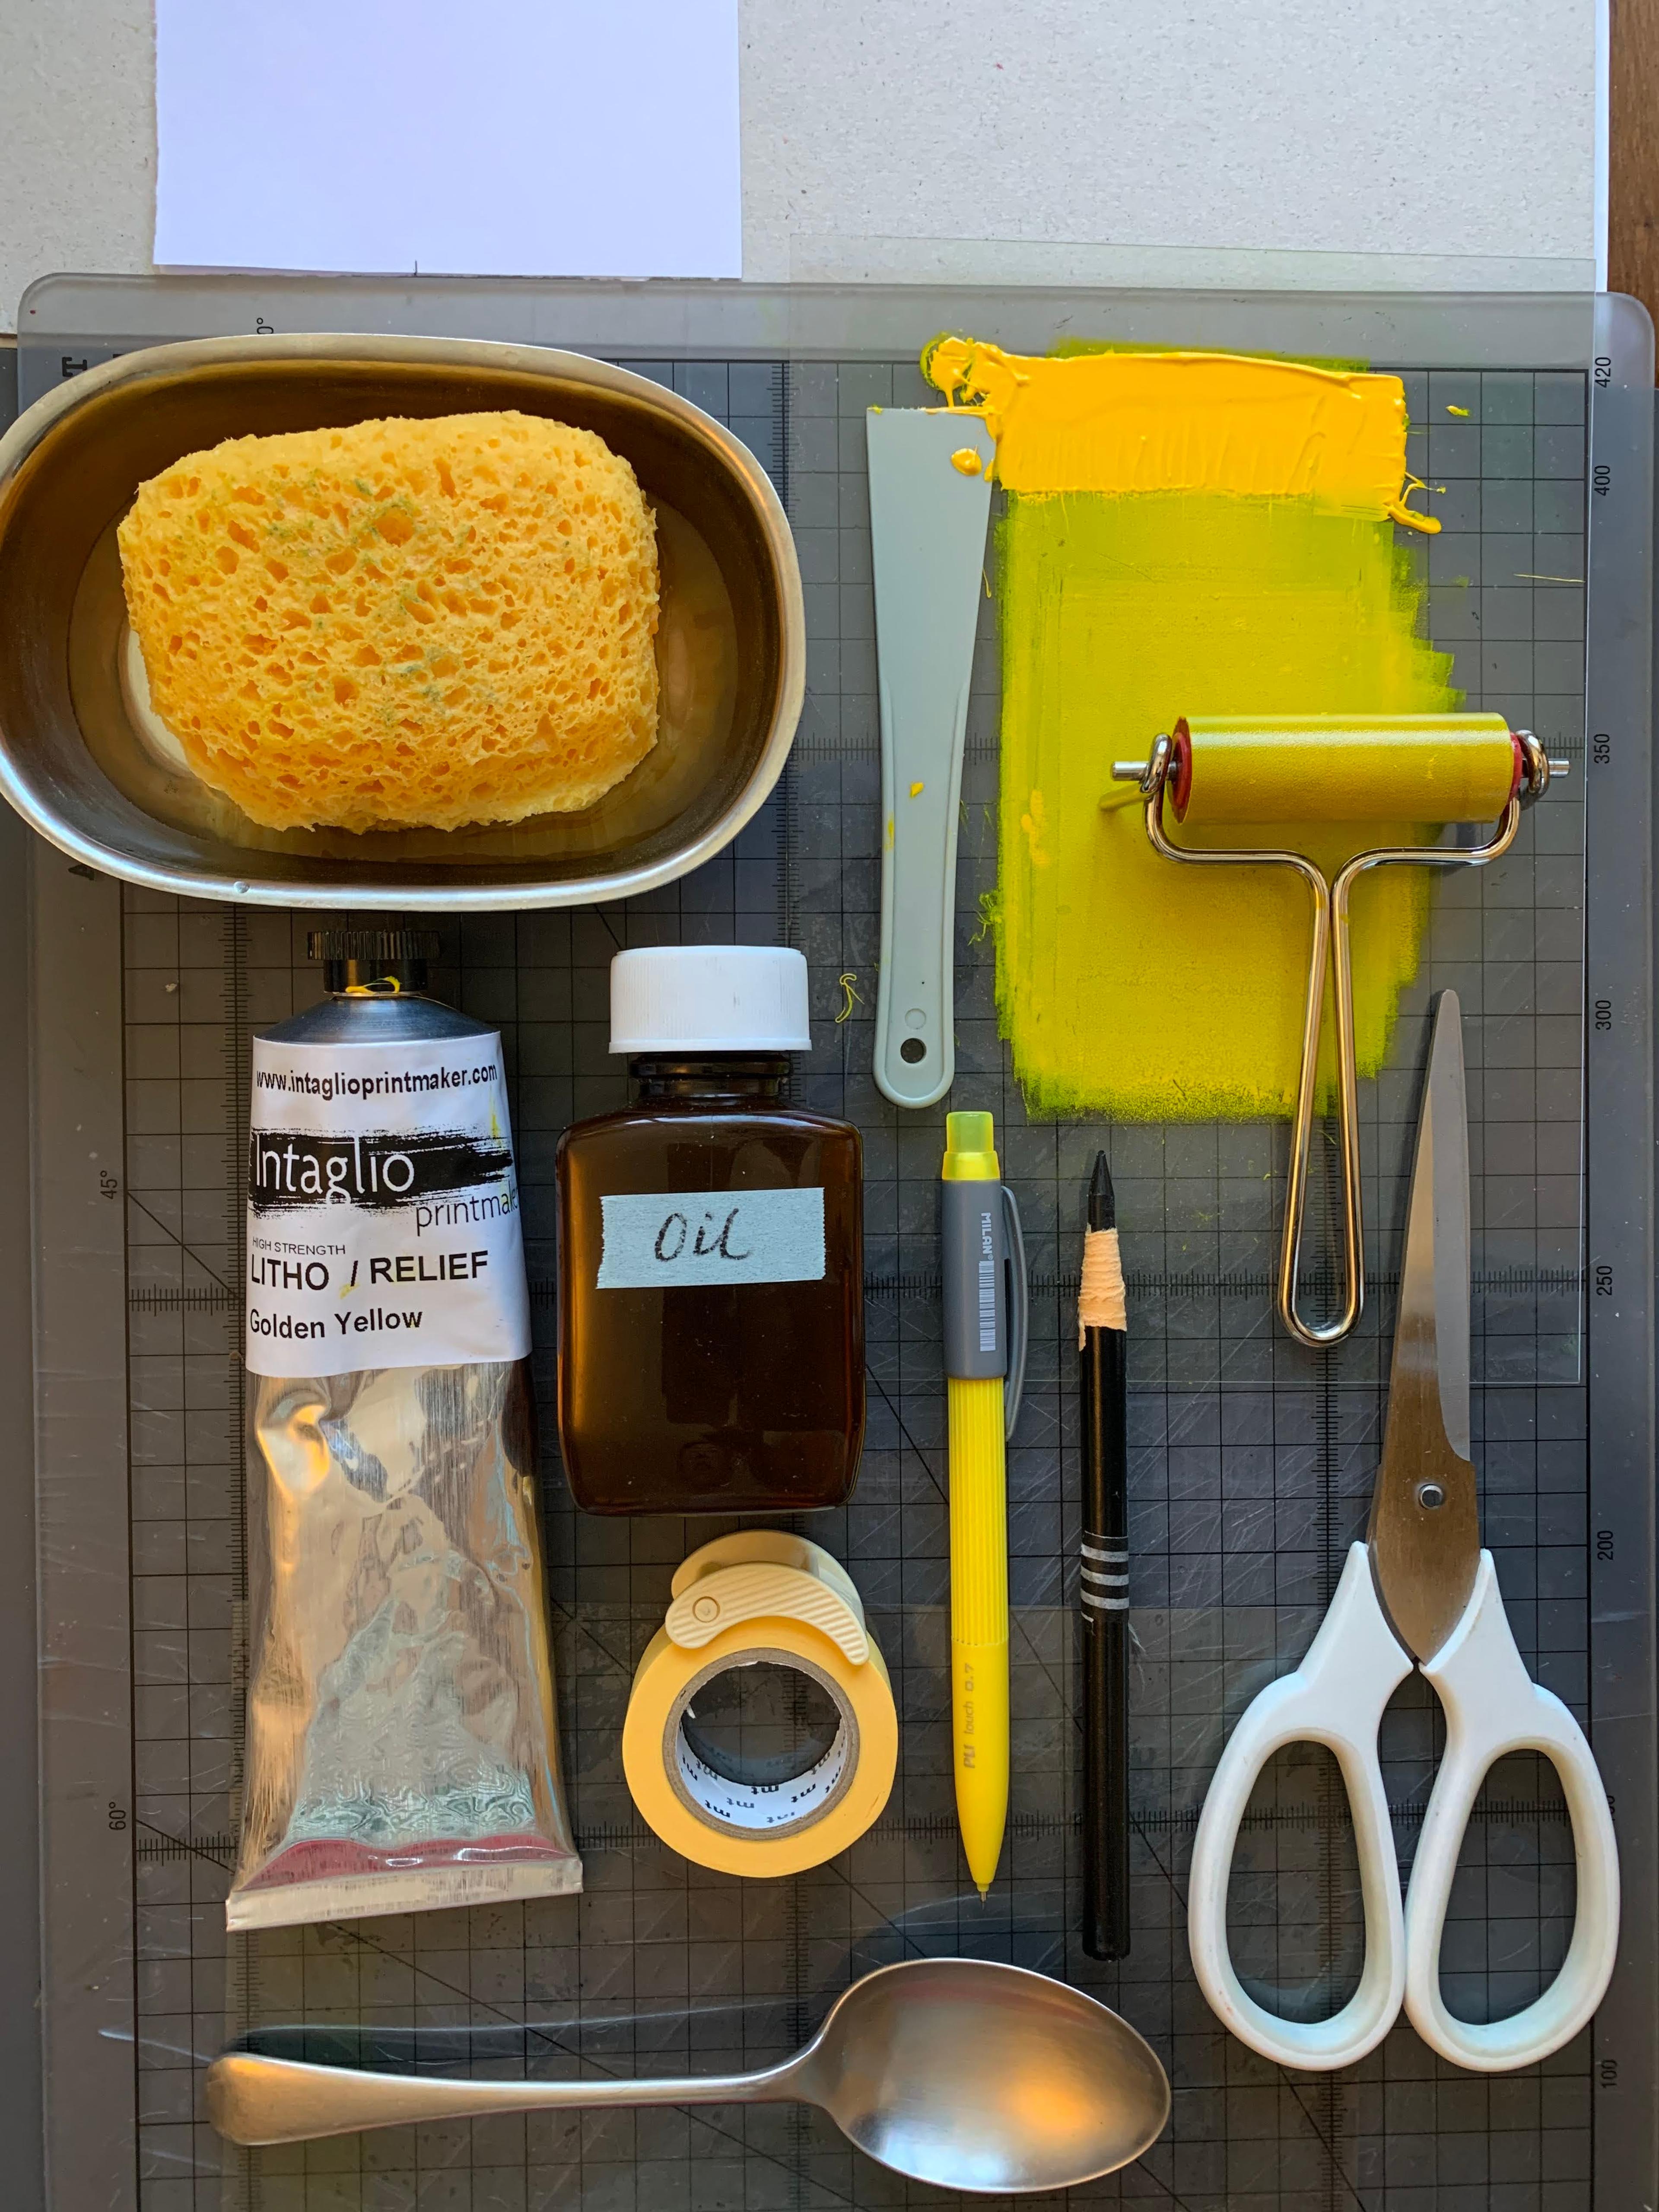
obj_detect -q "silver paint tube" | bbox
[226,931,579,1931]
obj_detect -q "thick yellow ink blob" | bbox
[923,338,1462,1122]
[925,337,1441,533]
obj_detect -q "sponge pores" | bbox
[117,410,661,832]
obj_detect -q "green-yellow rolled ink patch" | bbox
[925,338,1457,1120]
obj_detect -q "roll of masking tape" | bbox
[623,1530,897,1877]
[1170,713,1520,826]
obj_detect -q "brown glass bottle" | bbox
[556,1053,864,1514]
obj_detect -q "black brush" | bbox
[1079,1151,1129,1960]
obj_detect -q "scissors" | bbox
[1188,989,1619,2072]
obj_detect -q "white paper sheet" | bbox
[153,0,741,280]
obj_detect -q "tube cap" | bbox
[308,927,442,996]
[610,946,811,1054]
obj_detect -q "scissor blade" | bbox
[1368,990,1481,1662]
[1404,987,1473,1458]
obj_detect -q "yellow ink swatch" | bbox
[924,338,1461,1121]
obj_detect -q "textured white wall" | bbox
[2,0,156,334]
[0,0,1598,334]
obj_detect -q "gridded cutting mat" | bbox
[89,347,1627,2212]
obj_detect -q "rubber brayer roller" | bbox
[1109,713,1567,1348]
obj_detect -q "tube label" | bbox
[244,1034,532,1377]
[597,1186,825,1290]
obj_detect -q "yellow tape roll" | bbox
[1173,714,1520,826]
[623,1531,897,1877]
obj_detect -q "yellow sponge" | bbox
[117,410,660,832]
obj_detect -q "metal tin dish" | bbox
[0,334,804,909]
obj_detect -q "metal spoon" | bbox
[207,1956,1171,2194]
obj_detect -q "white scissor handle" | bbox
[1189,1544,1415,2069]
[1406,1550,1620,2071]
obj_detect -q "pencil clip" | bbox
[1001,1184,1028,1439]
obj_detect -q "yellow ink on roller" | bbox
[922,337,1465,1121]
[1174,716,1515,824]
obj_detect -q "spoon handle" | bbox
[207,2051,803,2146]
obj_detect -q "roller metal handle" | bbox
[1188,1545,1414,2069]
[1109,727,1557,1348]
[867,409,995,1109]
[1405,1552,1620,2070]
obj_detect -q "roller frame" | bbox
[1112,725,1556,1348]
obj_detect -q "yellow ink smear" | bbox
[925,338,1460,1122]
[951,448,985,477]
[926,337,1440,533]
[910,781,925,797]
[1447,404,1470,416]
[1020,788,1051,868]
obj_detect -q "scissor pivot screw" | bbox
[1416,1481,1446,1511]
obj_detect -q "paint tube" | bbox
[226,930,579,1931]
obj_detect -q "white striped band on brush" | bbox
[1081,1538,1128,1611]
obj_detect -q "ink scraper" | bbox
[866,408,995,1108]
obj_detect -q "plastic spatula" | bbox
[866,409,995,1109]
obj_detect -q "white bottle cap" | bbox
[610,946,812,1054]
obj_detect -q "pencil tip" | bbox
[1088,1150,1116,1230]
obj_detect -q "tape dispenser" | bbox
[623,1530,897,1877]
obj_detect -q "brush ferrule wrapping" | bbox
[1077,1227,1128,1345]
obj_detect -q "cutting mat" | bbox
[16,279,1657,2212]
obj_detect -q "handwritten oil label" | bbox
[597,1187,825,1290]
[245,1034,532,1377]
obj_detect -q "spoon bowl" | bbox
[793,1957,1171,2193]
[208,1955,1170,2195]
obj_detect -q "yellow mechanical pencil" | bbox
[939,1112,1027,1897]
